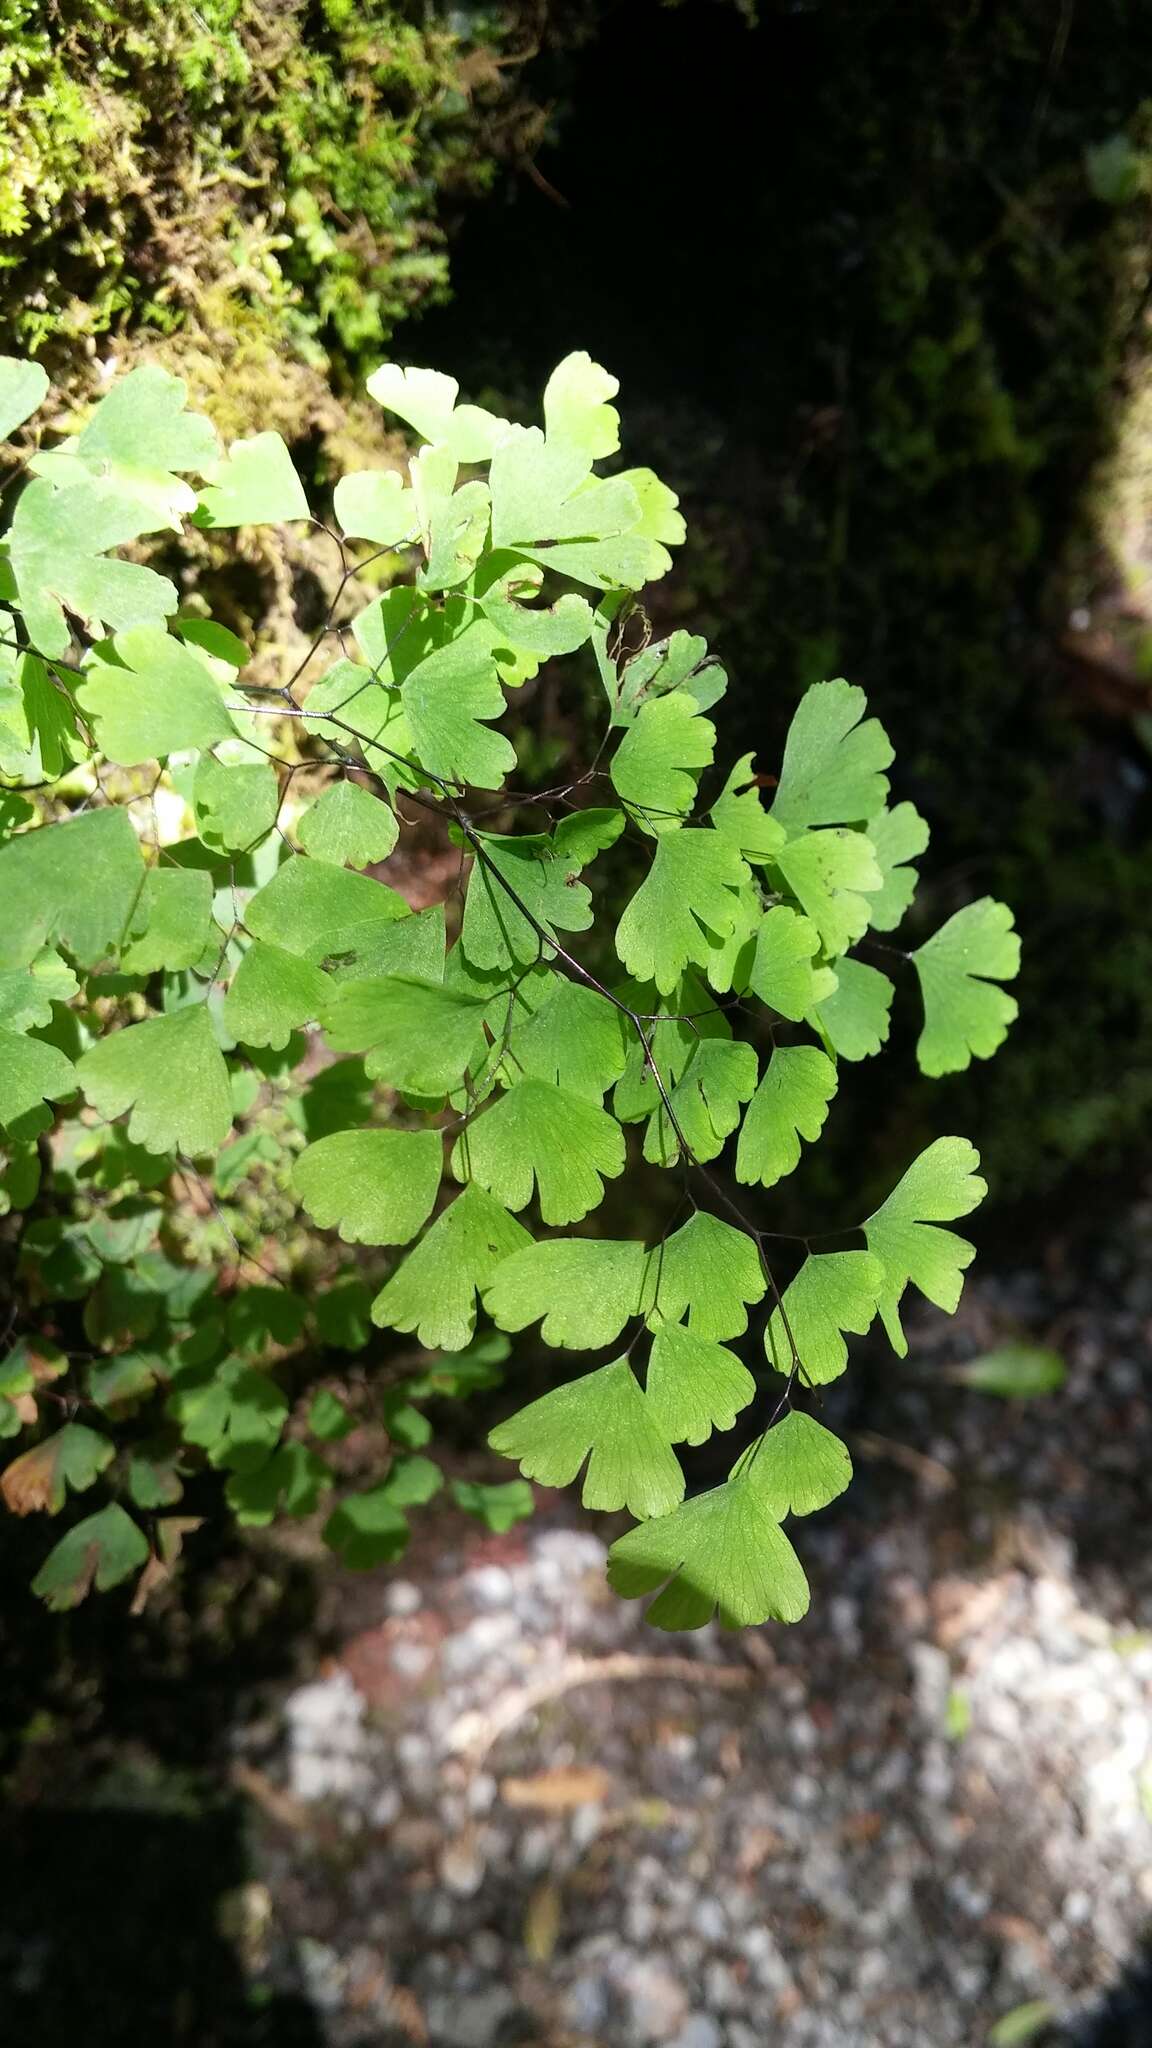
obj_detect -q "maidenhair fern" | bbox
[0,350,1019,1621]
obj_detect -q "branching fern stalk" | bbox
[0,351,1019,1622]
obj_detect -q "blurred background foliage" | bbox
[3,0,1151,1200]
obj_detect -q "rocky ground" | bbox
[207,1190,1152,2048]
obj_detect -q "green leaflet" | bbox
[810,957,894,1061]
[489,424,649,587]
[227,1444,332,1528]
[607,1472,810,1630]
[333,469,417,547]
[0,1028,76,1127]
[0,802,146,968]
[460,822,611,971]
[451,1478,535,1533]
[244,855,410,967]
[77,1004,232,1156]
[613,968,730,1124]
[647,1211,765,1339]
[35,365,219,526]
[0,645,83,781]
[501,974,628,1102]
[865,802,930,931]
[168,1354,288,1471]
[642,1037,757,1167]
[863,1137,987,1355]
[543,351,621,460]
[735,1046,837,1189]
[223,940,330,1050]
[774,827,882,957]
[770,679,893,832]
[475,558,594,672]
[615,828,749,994]
[485,1236,651,1351]
[367,362,507,462]
[609,691,715,834]
[297,781,399,868]
[0,354,49,441]
[322,974,487,1095]
[0,949,79,1032]
[294,1128,443,1246]
[194,754,280,853]
[913,898,1020,1075]
[764,1251,884,1383]
[122,868,216,974]
[195,431,308,527]
[371,1184,531,1351]
[738,1412,853,1518]
[323,1456,443,1568]
[710,754,787,864]
[489,1357,683,1519]
[399,620,514,788]
[411,446,491,592]
[610,629,727,726]
[748,905,835,1020]
[453,1077,625,1225]
[8,475,178,657]
[644,1324,757,1446]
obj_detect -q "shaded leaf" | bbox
[32,1503,148,1609]
[1,1422,113,1514]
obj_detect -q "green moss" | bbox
[0,0,533,382]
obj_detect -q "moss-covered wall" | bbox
[0,0,540,434]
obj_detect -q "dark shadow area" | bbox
[1,1809,323,2048]
[0,1513,322,2044]
[1063,1936,1152,2046]
[414,0,1152,1216]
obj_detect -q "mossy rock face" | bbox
[0,0,540,421]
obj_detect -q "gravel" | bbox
[231,1194,1152,2047]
